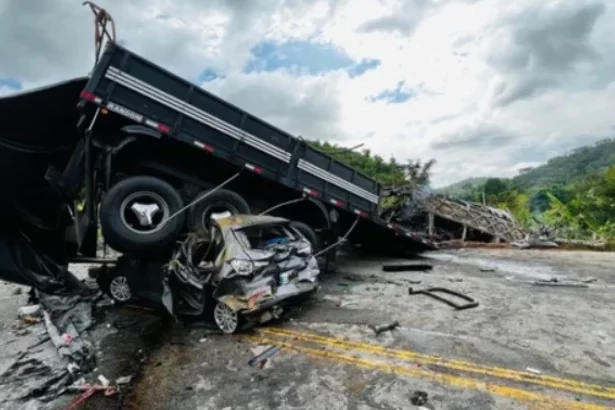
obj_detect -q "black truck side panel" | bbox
[84,42,381,216]
[81,42,436,252]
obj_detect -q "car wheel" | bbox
[97,270,133,304]
[290,221,320,251]
[100,176,185,253]
[213,301,240,334]
[186,189,250,233]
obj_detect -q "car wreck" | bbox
[97,215,321,334]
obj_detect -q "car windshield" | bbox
[232,223,300,250]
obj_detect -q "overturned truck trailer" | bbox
[0,4,435,301]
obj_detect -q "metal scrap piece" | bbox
[408,287,479,310]
[369,321,400,335]
[248,345,281,368]
[382,264,433,272]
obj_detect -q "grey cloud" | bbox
[0,0,314,85]
[430,122,518,151]
[486,0,606,106]
[358,0,433,35]
[205,71,347,141]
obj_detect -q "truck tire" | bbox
[186,189,250,233]
[100,176,185,253]
[291,221,320,251]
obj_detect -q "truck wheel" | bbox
[291,221,320,251]
[186,189,250,233]
[100,176,185,253]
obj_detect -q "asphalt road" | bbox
[1,248,615,410]
[127,248,615,410]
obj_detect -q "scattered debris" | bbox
[408,287,479,310]
[65,383,117,409]
[533,279,589,288]
[13,287,23,295]
[98,374,110,387]
[410,390,429,406]
[448,278,463,283]
[480,267,496,272]
[582,277,598,284]
[18,304,41,318]
[382,264,433,272]
[369,321,400,335]
[115,375,133,385]
[248,345,281,368]
[22,315,41,325]
[526,367,542,374]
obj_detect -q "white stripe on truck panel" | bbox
[298,159,379,204]
[106,67,291,163]
[104,66,379,204]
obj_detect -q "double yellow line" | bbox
[242,327,615,410]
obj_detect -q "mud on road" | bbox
[123,248,615,410]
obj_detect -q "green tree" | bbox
[484,178,508,197]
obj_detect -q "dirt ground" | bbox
[1,248,614,410]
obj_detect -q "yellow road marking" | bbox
[261,327,615,401]
[243,335,612,410]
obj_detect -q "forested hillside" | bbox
[512,138,615,190]
[443,138,615,241]
[309,137,615,242]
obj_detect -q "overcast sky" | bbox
[2,0,614,187]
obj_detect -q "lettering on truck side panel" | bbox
[107,102,144,123]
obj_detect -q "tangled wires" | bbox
[166,233,214,284]
[83,1,116,65]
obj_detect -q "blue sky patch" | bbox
[244,40,356,75]
[197,68,219,83]
[0,78,22,90]
[348,59,381,78]
[368,81,414,103]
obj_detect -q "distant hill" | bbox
[438,177,489,197]
[511,138,615,190]
[440,138,615,197]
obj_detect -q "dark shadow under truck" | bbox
[0,40,435,307]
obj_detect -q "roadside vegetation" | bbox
[311,138,615,246]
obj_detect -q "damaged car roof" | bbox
[214,215,290,233]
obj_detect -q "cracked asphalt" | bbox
[1,248,614,409]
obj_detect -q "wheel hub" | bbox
[213,302,239,334]
[109,276,132,302]
[119,191,170,234]
[131,203,161,226]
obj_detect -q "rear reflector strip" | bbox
[245,163,263,174]
[354,209,367,217]
[193,140,215,153]
[157,123,170,134]
[80,90,101,104]
[330,199,343,207]
[303,188,319,197]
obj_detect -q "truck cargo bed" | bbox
[81,42,435,251]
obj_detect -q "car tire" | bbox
[186,189,250,233]
[290,221,320,251]
[100,176,185,253]
[96,265,134,304]
[213,301,240,334]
